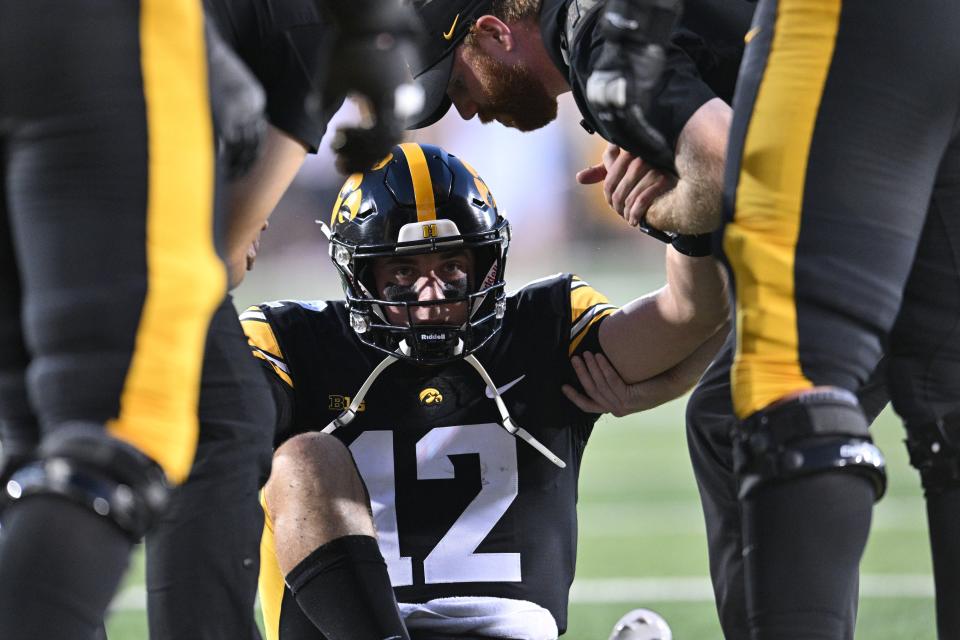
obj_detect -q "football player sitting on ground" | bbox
[242,143,728,640]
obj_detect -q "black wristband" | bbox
[670,232,713,257]
[637,215,713,257]
[637,217,674,244]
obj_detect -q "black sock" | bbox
[742,472,874,640]
[286,535,409,640]
[0,496,132,639]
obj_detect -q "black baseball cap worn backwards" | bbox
[408,0,493,129]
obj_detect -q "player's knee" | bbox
[3,422,170,541]
[905,413,960,495]
[269,433,366,504]
[734,390,887,500]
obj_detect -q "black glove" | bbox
[585,0,682,174]
[669,231,713,257]
[318,0,425,174]
[206,18,267,181]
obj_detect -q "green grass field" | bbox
[104,401,936,639]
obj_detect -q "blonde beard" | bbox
[466,43,558,132]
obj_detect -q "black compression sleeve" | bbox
[286,535,409,640]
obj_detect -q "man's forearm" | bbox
[645,97,730,234]
[598,248,728,383]
[623,319,730,410]
[658,248,728,331]
[226,126,307,289]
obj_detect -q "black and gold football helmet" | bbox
[325,143,510,364]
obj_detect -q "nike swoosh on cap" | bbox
[485,374,526,399]
[443,13,460,40]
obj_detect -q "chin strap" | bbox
[323,342,566,469]
[464,354,566,469]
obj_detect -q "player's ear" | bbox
[474,15,514,52]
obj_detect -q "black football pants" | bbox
[146,297,275,640]
[712,0,960,637]
[686,337,887,640]
[0,0,223,637]
[0,0,223,485]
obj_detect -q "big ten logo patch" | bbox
[419,388,444,406]
[422,223,439,239]
[328,395,366,412]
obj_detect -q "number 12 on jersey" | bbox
[349,423,522,586]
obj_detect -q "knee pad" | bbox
[734,390,887,500]
[3,423,171,540]
[905,413,960,495]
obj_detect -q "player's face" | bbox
[448,40,558,132]
[371,250,475,326]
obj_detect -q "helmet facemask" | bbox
[330,218,510,365]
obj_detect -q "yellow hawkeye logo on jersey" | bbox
[419,388,443,405]
[328,395,366,412]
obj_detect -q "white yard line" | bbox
[110,575,935,612]
[568,575,935,603]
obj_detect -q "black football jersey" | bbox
[244,273,617,635]
[540,0,754,150]
[204,0,344,152]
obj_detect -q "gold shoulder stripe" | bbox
[242,315,284,360]
[239,305,266,322]
[251,348,294,388]
[569,304,617,356]
[398,143,437,222]
[569,278,617,356]
[242,314,294,387]
[570,279,613,325]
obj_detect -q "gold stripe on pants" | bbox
[107,0,223,484]
[724,0,842,418]
[259,491,285,640]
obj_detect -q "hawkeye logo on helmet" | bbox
[330,173,363,226]
[419,388,444,405]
